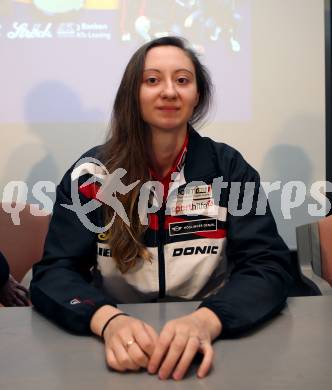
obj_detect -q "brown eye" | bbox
[146,77,159,85]
[177,77,189,85]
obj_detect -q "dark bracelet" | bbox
[101,312,130,338]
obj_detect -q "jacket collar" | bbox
[184,126,218,181]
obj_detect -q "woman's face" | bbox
[139,45,199,134]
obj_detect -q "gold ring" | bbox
[125,339,135,349]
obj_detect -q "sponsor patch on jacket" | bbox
[97,242,112,257]
[169,218,217,236]
[172,245,219,256]
[170,198,215,216]
[177,184,212,200]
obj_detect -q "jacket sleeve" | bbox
[30,159,118,334]
[198,149,294,338]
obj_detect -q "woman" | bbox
[30,36,293,380]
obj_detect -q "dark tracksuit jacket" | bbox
[30,128,294,337]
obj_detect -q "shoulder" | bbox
[202,135,242,160]
[62,145,105,180]
[189,127,245,162]
[55,145,106,197]
[190,129,259,182]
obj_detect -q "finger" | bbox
[15,291,30,306]
[13,297,26,307]
[16,284,29,294]
[9,292,24,307]
[148,326,175,374]
[172,336,201,380]
[197,342,214,378]
[127,342,149,368]
[113,336,141,371]
[132,322,156,358]
[158,333,188,380]
[13,289,30,306]
[143,323,159,346]
[105,348,126,372]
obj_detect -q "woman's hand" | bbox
[103,314,159,372]
[0,275,30,306]
[147,308,222,380]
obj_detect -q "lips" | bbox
[157,106,180,111]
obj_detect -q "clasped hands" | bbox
[103,307,222,380]
[0,275,30,307]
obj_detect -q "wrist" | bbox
[90,305,122,337]
[101,313,130,339]
[191,307,222,340]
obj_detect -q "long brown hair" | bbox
[101,36,213,273]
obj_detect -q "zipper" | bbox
[157,206,166,298]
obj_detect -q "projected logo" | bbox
[5,21,111,40]
[7,22,53,39]
[11,1,241,51]
[57,23,111,40]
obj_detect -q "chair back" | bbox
[0,203,50,282]
[318,215,332,287]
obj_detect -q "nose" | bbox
[160,79,177,99]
